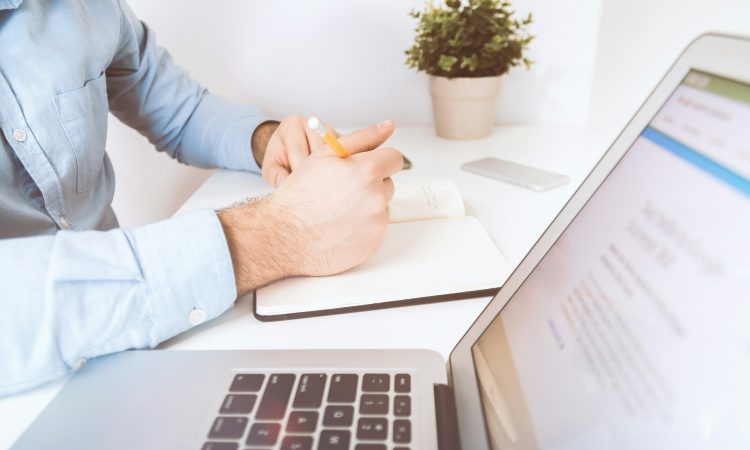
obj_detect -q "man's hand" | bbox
[220,120,401,294]
[251,114,338,188]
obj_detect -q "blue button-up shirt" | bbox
[0,0,271,395]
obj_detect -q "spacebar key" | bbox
[256,374,296,420]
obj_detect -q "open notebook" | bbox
[253,178,512,320]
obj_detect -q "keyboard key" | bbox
[293,373,327,408]
[207,416,248,439]
[246,422,281,446]
[229,374,264,392]
[359,394,388,415]
[202,442,239,450]
[355,445,386,450]
[327,374,358,403]
[220,394,257,414]
[256,373,296,420]
[287,411,318,433]
[323,405,354,427]
[393,419,411,443]
[356,418,388,440]
[395,374,411,393]
[362,373,390,392]
[281,435,313,450]
[394,395,411,416]
[318,429,350,450]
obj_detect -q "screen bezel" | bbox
[446,33,750,450]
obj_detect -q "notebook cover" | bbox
[251,287,501,322]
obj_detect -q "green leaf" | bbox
[405,0,535,78]
[460,54,478,71]
[438,54,459,73]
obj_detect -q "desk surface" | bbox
[0,125,609,448]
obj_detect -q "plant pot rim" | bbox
[428,74,503,80]
[429,74,502,99]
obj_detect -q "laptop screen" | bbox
[472,70,750,449]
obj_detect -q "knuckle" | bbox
[367,195,388,217]
[384,148,404,166]
[395,152,405,169]
[384,183,395,200]
[359,160,381,179]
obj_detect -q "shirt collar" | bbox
[0,0,22,11]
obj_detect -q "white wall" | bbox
[110,0,749,228]
[110,0,602,227]
[589,0,750,140]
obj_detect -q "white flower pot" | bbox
[429,75,501,140]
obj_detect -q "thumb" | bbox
[337,120,395,155]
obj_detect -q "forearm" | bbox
[107,1,274,172]
[0,210,236,396]
[217,196,307,293]
[177,93,275,171]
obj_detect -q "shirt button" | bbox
[59,216,71,229]
[188,308,206,326]
[12,128,27,142]
[72,357,87,371]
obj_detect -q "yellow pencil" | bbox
[307,117,350,158]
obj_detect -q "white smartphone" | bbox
[461,157,570,191]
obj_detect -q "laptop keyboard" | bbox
[202,372,413,450]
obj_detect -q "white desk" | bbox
[0,125,608,449]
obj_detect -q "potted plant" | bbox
[406,0,534,140]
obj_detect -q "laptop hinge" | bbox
[434,383,462,450]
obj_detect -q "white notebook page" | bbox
[388,178,465,223]
[256,216,511,317]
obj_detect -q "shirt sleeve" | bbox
[0,209,237,396]
[105,0,273,172]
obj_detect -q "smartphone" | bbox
[461,157,569,191]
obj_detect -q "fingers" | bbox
[355,147,404,179]
[263,164,290,188]
[280,115,316,169]
[337,120,395,155]
[303,121,326,151]
[282,132,311,170]
[305,119,340,153]
[261,115,317,188]
[383,177,395,201]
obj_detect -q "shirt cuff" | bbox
[181,92,276,173]
[131,208,237,343]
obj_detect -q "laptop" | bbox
[13,33,750,450]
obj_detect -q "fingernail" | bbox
[375,120,393,129]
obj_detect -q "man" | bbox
[0,0,403,396]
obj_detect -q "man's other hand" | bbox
[252,114,340,188]
[221,120,401,294]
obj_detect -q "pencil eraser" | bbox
[307,117,327,136]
